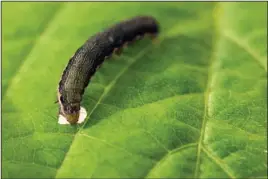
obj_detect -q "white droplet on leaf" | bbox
[58,115,70,125]
[58,106,87,125]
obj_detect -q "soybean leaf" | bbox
[2,2,267,178]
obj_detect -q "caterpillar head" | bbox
[57,91,81,124]
[62,103,80,124]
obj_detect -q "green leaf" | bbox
[2,2,267,178]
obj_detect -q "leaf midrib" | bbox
[193,3,237,178]
[194,2,267,178]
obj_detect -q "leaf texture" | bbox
[2,2,267,178]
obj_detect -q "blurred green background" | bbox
[2,2,267,178]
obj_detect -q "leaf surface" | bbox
[2,2,267,178]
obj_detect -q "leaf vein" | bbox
[3,160,57,170]
[144,143,198,178]
[78,132,157,162]
[222,31,267,72]
[202,146,235,179]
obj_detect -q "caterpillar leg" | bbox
[128,40,135,46]
[96,64,102,70]
[134,35,143,41]
[123,42,128,48]
[105,54,112,60]
[114,47,123,56]
[150,33,159,45]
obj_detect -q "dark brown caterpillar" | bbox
[57,16,160,124]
